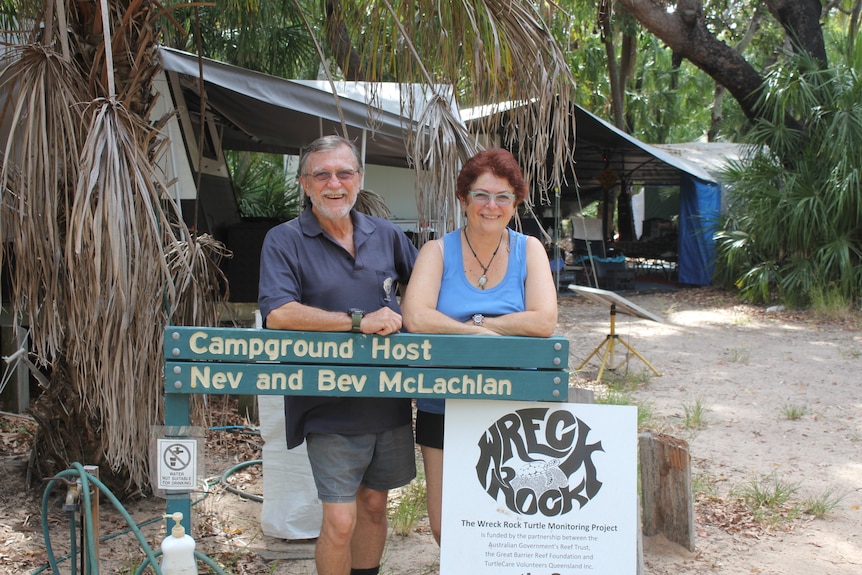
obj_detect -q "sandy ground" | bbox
[2,286,861,574]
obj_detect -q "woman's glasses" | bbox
[469,190,516,207]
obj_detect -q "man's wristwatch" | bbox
[472,313,485,327]
[349,308,365,332]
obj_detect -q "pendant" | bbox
[478,275,487,289]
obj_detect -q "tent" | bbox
[463,103,730,286]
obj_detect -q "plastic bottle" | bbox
[160,512,198,575]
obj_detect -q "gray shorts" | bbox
[305,424,416,503]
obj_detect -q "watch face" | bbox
[473,313,484,326]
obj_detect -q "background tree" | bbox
[227,151,302,220]
[160,0,319,79]
[620,0,862,307]
[618,0,827,127]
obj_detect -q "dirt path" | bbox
[2,287,861,574]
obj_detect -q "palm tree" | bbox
[0,1,226,493]
[713,47,862,308]
[173,1,576,219]
[1,0,577,493]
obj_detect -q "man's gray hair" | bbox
[298,135,364,176]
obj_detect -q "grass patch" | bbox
[692,472,718,498]
[596,387,633,406]
[590,369,659,431]
[601,369,654,392]
[802,488,846,518]
[727,346,750,364]
[388,468,428,536]
[781,403,807,420]
[732,314,752,326]
[731,472,801,525]
[809,284,856,321]
[635,400,656,431]
[682,398,708,429]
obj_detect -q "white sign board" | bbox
[157,438,198,490]
[441,400,637,575]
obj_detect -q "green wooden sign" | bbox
[165,361,566,401]
[163,327,570,402]
[160,326,571,530]
[165,327,568,369]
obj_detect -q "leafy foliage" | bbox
[226,151,301,221]
[714,49,862,308]
[159,0,319,79]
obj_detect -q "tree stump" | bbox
[639,431,695,551]
[567,386,595,404]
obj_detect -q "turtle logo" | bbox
[475,406,603,517]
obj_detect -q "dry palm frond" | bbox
[355,188,393,219]
[167,232,232,328]
[2,1,228,493]
[0,43,85,362]
[452,0,575,206]
[411,93,481,238]
[331,0,574,236]
[65,97,182,486]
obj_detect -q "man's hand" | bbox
[360,307,403,336]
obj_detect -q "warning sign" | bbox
[157,438,198,490]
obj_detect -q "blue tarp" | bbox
[678,177,722,285]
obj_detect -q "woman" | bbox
[401,148,558,545]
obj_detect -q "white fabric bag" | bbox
[258,395,322,539]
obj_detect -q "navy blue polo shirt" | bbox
[258,208,418,448]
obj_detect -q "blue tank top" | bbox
[417,228,528,414]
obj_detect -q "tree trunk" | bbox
[620,0,826,128]
[325,0,366,80]
[599,1,625,129]
[619,0,766,123]
[27,358,129,496]
[764,0,827,62]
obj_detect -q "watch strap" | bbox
[350,309,364,332]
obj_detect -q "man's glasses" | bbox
[469,190,516,207]
[305,169,359,182]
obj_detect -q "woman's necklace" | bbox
[463,227,506,289]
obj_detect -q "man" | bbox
[258,135,418,575]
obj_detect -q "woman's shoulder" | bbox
[507,227,532,249]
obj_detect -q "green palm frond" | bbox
[715,49,862,308]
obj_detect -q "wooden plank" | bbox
[164,327,568,370]
[164,361,567,402]
[638,431,695,551]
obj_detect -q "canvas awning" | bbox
[158,47,451,168]
[463,101,732,286]
[462,101,717,195]
[568,106,717,187]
